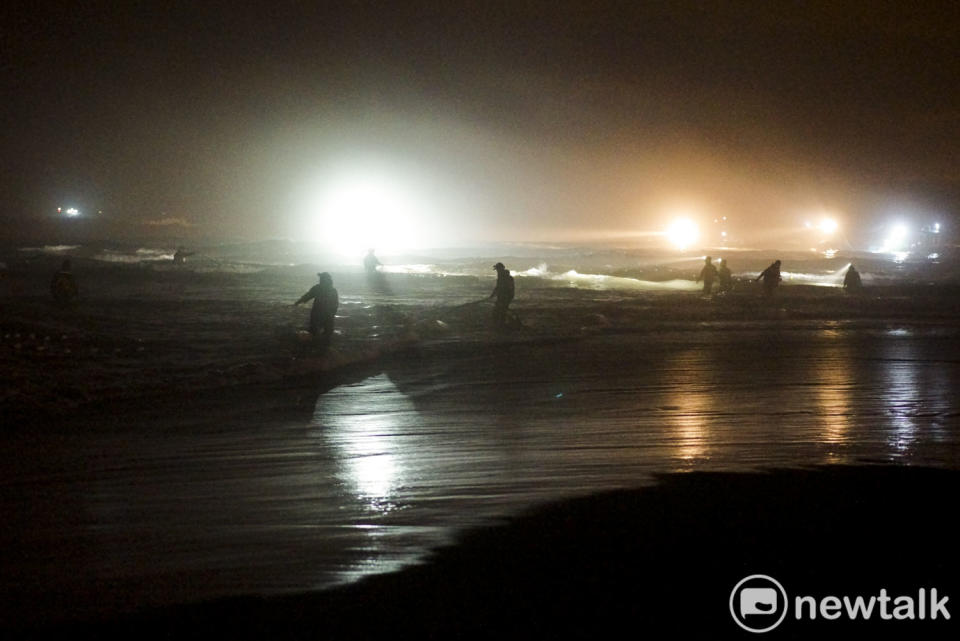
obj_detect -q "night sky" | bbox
[3,1,959,245]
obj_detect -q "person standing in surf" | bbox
[172,247,195,265]
[295,272,339,347]
[843,264,862,292]
[756,259,782,298]
[489,262,515,329]
[50,259,78,305]
[363,249,381,274]
[363,248,392,294]
[717,258,733,294]
[696,256,718,295]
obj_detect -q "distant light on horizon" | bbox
[63,207,80,218]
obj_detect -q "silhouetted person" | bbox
[363,248,393,294]
[173,247,195,265]
[756,259,782,298]
[363,249,381,274]
[489,262,515,329]
[50,259,78,305]
[696,256,718,295]
[295,272,339,347]
[843,264,862,292]
[717,258,733,293]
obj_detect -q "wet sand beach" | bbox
[2,251,960,637]
[75,466,960,640]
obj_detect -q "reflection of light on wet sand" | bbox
[311,375,416,513]
[884,353,919,455]
[349,438,397,503]
[671,395,710,464]
[662,351,713,467]
[815,342,853,463]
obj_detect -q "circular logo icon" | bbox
[730,574,789,633]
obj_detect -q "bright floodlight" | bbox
[64,207,80,217]
[818,218,838,234]
[882,223,910,252]
[306,167,429,256]
[666,218,699,250]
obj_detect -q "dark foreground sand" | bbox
[7,466,957,640]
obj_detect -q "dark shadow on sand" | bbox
[19,465,960,640]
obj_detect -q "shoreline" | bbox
[13,465,959,639]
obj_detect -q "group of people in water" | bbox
[695,256,733,295]
[47,247,865,348]
[697,256,863,297]
[291,254,518,345]
[293,253,868,346]
[697,256,783,297]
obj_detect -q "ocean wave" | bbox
[11,242,954,287]
[92,248,175,263]
[382,262,700,291]
[526,268,699,291]
[769,266,871,288]
[181,263,268,274]
[379,264,473,277]
[18,245,80,254]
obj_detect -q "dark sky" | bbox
[3,1,959,245]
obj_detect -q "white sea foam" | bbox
[93,248,175,263]
[19,245,80,253]
[524,268,699,291]
[379,264,475,277]
[384,261,699,291]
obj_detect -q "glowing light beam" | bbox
[818,218,838,235]
[302,165,434,257]
[666,218,700,250]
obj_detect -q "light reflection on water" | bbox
[663,350,713,465]
[3,326,959,622]
[311,379,413,514]
[884,348,920,455]
[815,341,853,463]
[301,327,959,584]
